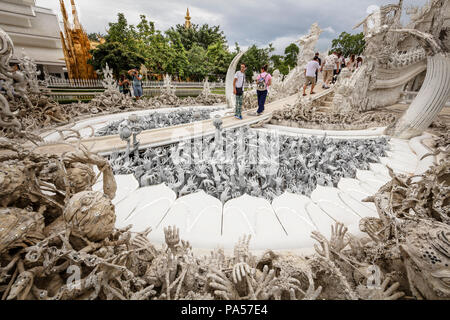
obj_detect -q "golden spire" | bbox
[184,8,192,29]
[70,0,81,29]
[59,0,97,79]
[60,0,68,22]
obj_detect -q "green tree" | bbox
[135,15,176,75]
[206,41,233,80]
[166,24,227,51]
[166,33,189,79]
[87,33,102,42]
[89,42,145,78]
[185,44,209,81]
[147,34,176,75]
[233,42,241,54]
[330,32,366,57]
[270,54,289,75]
[94,13,236,81]
[241,44,274,79]
[104,13,138,51]
[197,24,227,50]
[269,43,299,76]
[284,43,299,69]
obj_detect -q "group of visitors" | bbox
[233,51,363,119]
[233,63,272,120]
[324,52,363,88]
[118,68,144,100]
[303,52,363,92]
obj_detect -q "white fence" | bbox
[47,88,205,101]
[46,78,225,89]
[46,78,102,88]
[49,92,98,101]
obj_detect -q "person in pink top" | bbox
[255,64,272,115]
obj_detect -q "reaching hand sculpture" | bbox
[1,145,448,300]
[330,222,350,253]
[114,127,388,203]
[365,277,405,300]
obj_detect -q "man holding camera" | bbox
[128,68,143,100]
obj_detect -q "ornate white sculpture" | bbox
[280,23,323,97]
[18,53,41,95]
[269,69,283,98]
[154,74,180,106]
[90,63,134,111]
[118,114,142,162]
[331,68,355,113]
[200,76,211,99]
[161,74,176,96]
[99,63,119,91]
[386,29,450,139]
[296,23,323,65]
[327,0,437,113]
[0,28,24,130]
[95,107,224,137]
[140,64,148,80]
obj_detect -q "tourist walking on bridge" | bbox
[314,52,322,84]
[356,56,363,69]
[254,65,272,116]
[233,63,246,120]
[303,56,321,96]
[321,51,340,89]
[332,52,343,84]
[128,68,143,100]
[347,54,356,72]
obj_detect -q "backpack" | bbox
[257,74,268,91]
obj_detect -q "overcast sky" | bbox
[36,0,427,54]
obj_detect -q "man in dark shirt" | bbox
[314,52,322,84]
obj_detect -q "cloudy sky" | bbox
[36,0,427,53]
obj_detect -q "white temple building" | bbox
[0,0,66,78]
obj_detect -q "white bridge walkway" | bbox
[35,89,331,155]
